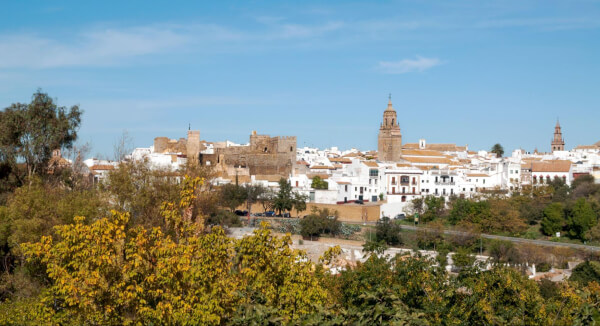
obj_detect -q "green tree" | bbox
[422,196,445,223]
[490,143,504,158]
[567,198,597,240]
[375,216,402,246]
[541,202,565,236]
[273,178,294,215]
[219,183,246,212]
[0,90,82,181]
[240,184,266,216]
[310,176,328,190]
[300,214,322,240]
[292,191,308,217]
[570,261,600,286]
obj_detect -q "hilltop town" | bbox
[82,98,600,222]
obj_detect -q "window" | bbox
[412,177,416,184]
[401,196,406,202]
[401,176,409,184]
[483,179,485,184]
[392,187,396,194]
[345,185,348,192]
[391,177,396,184]
[374,179,377,185]
[295,181,299,187]
[369,169,378,177]
[412,187,416,193]
[290,146,293,152]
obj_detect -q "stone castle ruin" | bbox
[153,130,296,179]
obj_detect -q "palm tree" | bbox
[491,143,504,158]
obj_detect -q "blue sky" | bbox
[1,1,599,157]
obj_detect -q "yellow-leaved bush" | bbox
[21,176,327,326]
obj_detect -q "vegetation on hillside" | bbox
[0,92,599,324]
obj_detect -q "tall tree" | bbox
[541,202,565,236]
[490,143,504,158]
[567,198,597,240]
[0,90,82,180]
[273,178,294,215]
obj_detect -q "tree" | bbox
[300,207,341,239]
[311,176,328,190]
[257,188,275,213]
[541,202,565,236]
[292,191,308,217]
[112,129,134,162]
[105,160,181,227]
[488,240,520,264]
[240,184,266,216]
[490,143,504,158]
[0,90,82,180]
[375,216,403,246]
[422,196,445,223]
[20,177,327,325]
[300,214,322,240]
[566,198,597,240]
[570,261,600,286]
[451,266,547,324]
[273,178,294,215]
[219,183,246,212]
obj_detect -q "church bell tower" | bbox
[377,96,402,161]
[551,120,565,152]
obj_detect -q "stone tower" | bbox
[377,97,402,161]
[551,120,565,152]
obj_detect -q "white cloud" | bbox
[377,56,442,74]
[0,25,191,69]
[0,20,346,69]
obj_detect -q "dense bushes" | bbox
[413,176,600,242]
[299,208,341,239]
[375,216,403,246]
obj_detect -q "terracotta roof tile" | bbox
[531,160,572,173]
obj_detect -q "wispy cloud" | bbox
[475,17,600,31]
[0,20,346,69]
[0,25,192,68]
[377,56,442,74]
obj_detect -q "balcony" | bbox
[435,181,455,186]
[388,191,419,195]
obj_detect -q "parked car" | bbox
[264,211,275,217]
[234,210,248,216]
[394,213,406,220]
[354,199,364,205]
